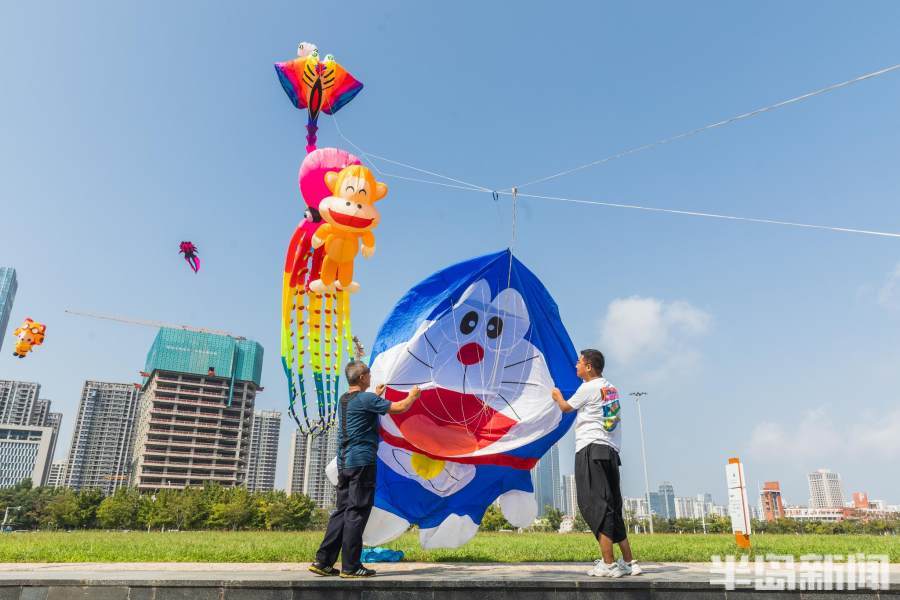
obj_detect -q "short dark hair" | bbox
[345,360,370,385]
[580,349,605,375]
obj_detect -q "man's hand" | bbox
[388,385,423,414]
[375,384,386,397]
[552,387,575,413]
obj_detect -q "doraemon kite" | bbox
[353,250,580,548]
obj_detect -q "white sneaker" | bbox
[618,559,642,576]
[589,560,626,578]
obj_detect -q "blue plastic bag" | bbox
[361,547,405,562]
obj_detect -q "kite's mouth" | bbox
[329,211,373,229]
[385,387,516,457]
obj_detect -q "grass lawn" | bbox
[1,531,898,563]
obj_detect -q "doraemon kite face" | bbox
[345,250,580,549]
[371,279,561,459]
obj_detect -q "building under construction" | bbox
[130,328,264,490]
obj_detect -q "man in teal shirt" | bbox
[310,360,420,578]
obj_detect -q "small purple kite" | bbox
[179,241,200,273]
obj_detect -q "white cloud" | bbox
[599,296,712,371]
[748,408,900,463]
[877,262,900,310]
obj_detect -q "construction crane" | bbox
[66,309,250,406]
[64,309,246,340]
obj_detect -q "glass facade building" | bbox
[0,267,18,355]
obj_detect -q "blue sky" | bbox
[2,1,900,506]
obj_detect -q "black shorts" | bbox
[575,443,626,543]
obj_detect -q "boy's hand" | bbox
[409,385,422,401]
[375,384,386,397]
[551,388,563,404]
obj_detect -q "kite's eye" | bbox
[345,186,355,194]
[486,316,503,339]
[345,201,352,207]
[359,189,367,196]
[357,204,362,209]
[459,311,478,335]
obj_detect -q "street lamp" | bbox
[2,506,22,531]
[629,392,654,534]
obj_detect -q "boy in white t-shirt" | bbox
[552,349,640,578]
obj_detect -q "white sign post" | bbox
[725,457,751,549]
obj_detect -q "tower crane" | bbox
[65,309,256,406]
[64,309,246,340]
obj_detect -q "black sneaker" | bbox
[308,562,340,576]
[340,567,376,578]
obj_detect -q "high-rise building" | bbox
[650,482,676,519]
[131,328,263,491]
[760,481,786,522]
[674,496,703,519]
[47,460,68,488]
[624,496,650,519]
[30,399,51,427]
[562,473,577,516]
[0,424,53,488]
[0,267,17,354]
[531,443,561,516]
[0,380,41,425]
[246,410,281,492]
[286,428,338,510]
[808,469,845,509]
[65,381,141,494]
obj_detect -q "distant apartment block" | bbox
[286,428,338,510]
[808,469,845,509]
[624,496,650,519]
[0,382,61,467]
[760,481,786,522]
[131,328,263,490]
[0,380,41,425]
[531,443,561,515]
[0,267,17,354]
[65,381,141,494]
[852,491,870,509]
[648,482,676,518]
[562,473,577,516]
[47,460,68,488]
[246,410,281,492]
[0,424,53,488]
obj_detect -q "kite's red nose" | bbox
[456,342,485,366]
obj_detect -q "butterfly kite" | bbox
[179,241,200,273]
[275,42,364,153]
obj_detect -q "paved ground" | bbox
[0,562,897,598]
[0,561,718,582]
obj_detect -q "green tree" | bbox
[97,488,141,529]
[259,492,317,530]
[75,488,105,528]
[206,488,254,530]
[480,504,512,531]
[545,507,563,532]
[573,511,591,533]
[41,490,81,530]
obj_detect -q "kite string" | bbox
[507,62,900,191]
[497,190,900,239]
[331,112,492,193]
